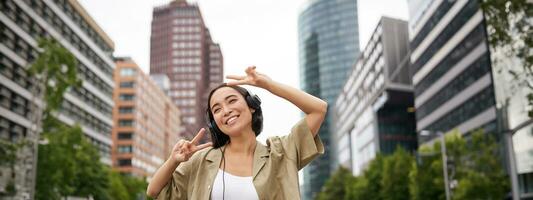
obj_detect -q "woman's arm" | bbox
[146,129,212,198]
[226,66,327,136]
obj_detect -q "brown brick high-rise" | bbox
[150,0,223,140]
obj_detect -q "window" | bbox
[118,120,134,127]
[120,68,136,76]
[118,106,134,114]
[119,81,135,88]
[118,145,132,153]
[118,132,133,140]
[119,94,135,101]
[118,159,131,166]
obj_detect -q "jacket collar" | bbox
[204,141,270,180]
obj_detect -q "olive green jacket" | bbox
[156,118,324,200]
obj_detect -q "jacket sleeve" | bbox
[271,118,325,170]
[156,156,195,200]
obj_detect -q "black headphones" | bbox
[205,86,262,148]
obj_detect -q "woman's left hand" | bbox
[226,66,272,90]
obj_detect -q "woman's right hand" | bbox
[171,128,212,163]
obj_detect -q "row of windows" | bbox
[0,20,40,63]
[117,132,133,140]
[71,87,112,117]
[415,24,486,96]
[172,81,197,88]
[171,58,201,65]
[411,0,480,74]
[119,93,135,101]
[172,66,201,73]
[173,18,201,25]
[77,61,113,97]
[117,145,132,153]
[119,81,135,88]
[0,84,30,118]
[0,51,38,92]
[118,106,134,114]
[120,68,136,76]
[0,6,113,97]
[50,0,113,52]
[172,41,202,49]
[170,90,196,98]
[172,26,201,33]
[2,26,112,105]
[88,136,111,157]
[425,86,495,132]
[172,34,202,41]
[0,116,27,141]
[172,49,201,57]
[7,0,114,78]
[118,119,134,127]
[60,100,112,136]
[173,73,202,80]
[416,53,490,120]
[410,0,456,51]
[174,99,196,107]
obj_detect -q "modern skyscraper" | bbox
[298,0,359,198]
[408,0,533,197]
[0,0,115,198]
[408,0,497,139]
[150,0,223,140]
[334,17,415,175]
[113,57,181,179]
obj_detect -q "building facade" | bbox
[297,0,360,198]
[0,0,115,198]
[113,57,181,180]
[408,0,533,198]
[334,17,416,175]
[150,0,223,140]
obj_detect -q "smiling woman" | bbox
[147,66,328,200]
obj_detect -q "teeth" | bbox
[227,116,238,125]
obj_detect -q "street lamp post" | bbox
[420,130,451,200]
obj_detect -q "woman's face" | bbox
[209,87,254,136]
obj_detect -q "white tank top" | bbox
[211,169,259,200]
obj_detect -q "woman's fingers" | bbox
[226,75,246,80]
[226,80,249,86]
[191,128,206,145]
[195,142,213,152]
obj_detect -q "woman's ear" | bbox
[251,108,256,113]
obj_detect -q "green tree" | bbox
[480,0,533,117]
[408,130,509,200]
[316,167,355,200]
[345,154,385,200]
[381,147,414,200]
[107,170,130,200]
[120,175,150,200]
[35,118,110,200]
[453,131,509,200]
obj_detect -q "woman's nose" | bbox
[223,109,233,116]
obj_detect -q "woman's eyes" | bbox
[213,99,237,114]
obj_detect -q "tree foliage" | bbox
[480,0,533,117]
[317,130,509,200]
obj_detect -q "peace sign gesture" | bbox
[226,66,272,90]
[171,128,212,163]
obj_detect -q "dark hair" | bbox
[205,83,263,148]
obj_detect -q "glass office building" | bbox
[298,0,359,199]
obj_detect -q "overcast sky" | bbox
[78,0,408,142]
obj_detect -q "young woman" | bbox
[147,66,327,199]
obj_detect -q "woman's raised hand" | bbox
[226,66,272,90]
[171,128,212,163]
